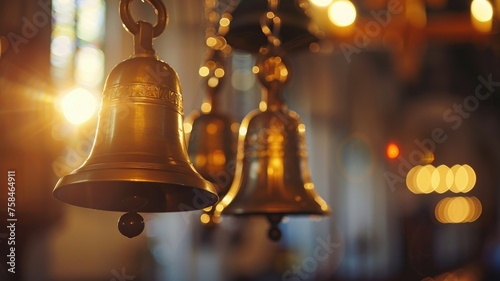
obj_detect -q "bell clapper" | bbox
[118,211,145,238]
[118,196,148,238]
[267,214,284,241]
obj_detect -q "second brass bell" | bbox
[217,51,329,221]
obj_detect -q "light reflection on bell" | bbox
[216,49,330,241]
[53,0,218,237]
[185,49,237,227]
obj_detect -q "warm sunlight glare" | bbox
[61,88,97,125]
[328,0,357,27]
[471,0,493,22]
[310,0,333,7]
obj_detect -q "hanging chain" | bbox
[198,0,239,94]
[204,0,239,55]
[260,0,282,49]
[255,0,290,93]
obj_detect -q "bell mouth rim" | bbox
[221,208,330,216]
[53,168,218,213]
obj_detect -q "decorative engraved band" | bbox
[104,83,183,112]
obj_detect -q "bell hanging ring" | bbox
[52,0,218,238]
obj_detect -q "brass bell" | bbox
[53,0,218,238]
[185,49,237,227]
[224,0,319,53]
[216,49,330,241]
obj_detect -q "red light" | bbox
[386,142,399,159]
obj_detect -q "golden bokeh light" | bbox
[435,197,450,223]
[214,68,225,78]
[231,122,240,133]
[462,164,477,193]
[206,123,218,134]
[259,101,267,111]
[433,165,453,194]
[201,102,212,113]
[206,60,216,69]
[309,0,333,7]
[60,88,97,125]
[328,0,357,27]
[200,213,211,224]
[430,167,440,191]
[471,0,493,22]
[464,197,476,222]
[435,196,482,223]
[415,165,435,194]
[183,122,193,134]
[208,77,219,88]
[447,197,469,223]
[206,36,217,47]
[422,150,435,164]
[211,150,226,166]
[199,66,210,77]
[469,196,482,223]
[471,0,493,32]
[280,68,289,77]
[406,165,421,194]
[219,17,230,27]
[406,164,476,194]
[451,164,468,193]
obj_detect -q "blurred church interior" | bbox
[1,0,500,280]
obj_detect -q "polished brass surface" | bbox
[216,50,330,219]
[186,49,237,226]
[186,110,236,225]
[186,105,236,194]
[187,111,235,195]
[53,0,218,213]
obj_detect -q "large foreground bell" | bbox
[216,50,329,240]
[53,0,217,219]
